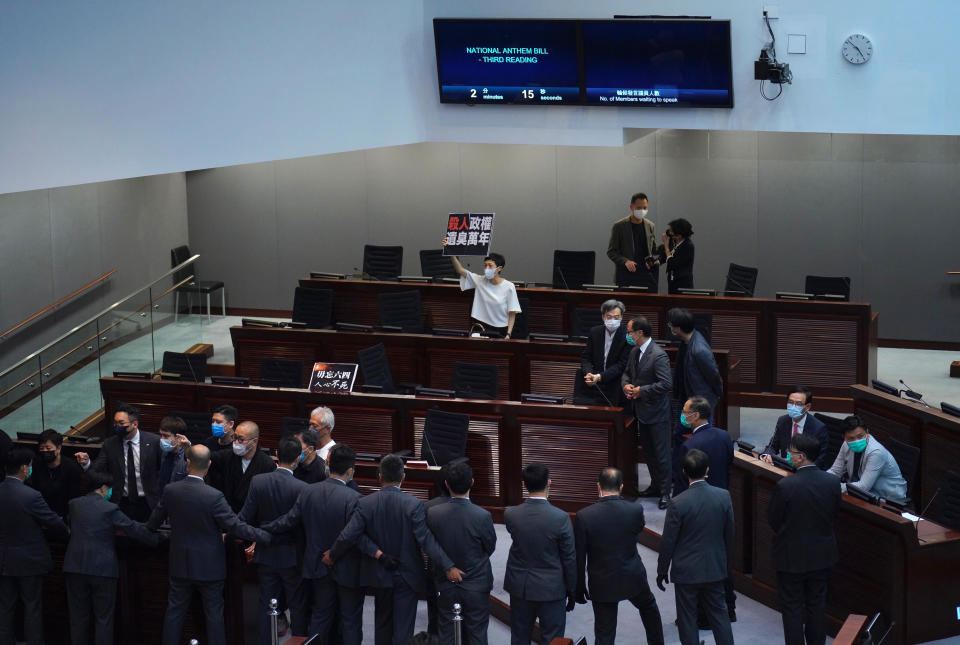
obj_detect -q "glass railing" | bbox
[0,254,220,435]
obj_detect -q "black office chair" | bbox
[378,290,424,333]
[259,358,304,388]
[362,245,403,281]
[724,263,758,297]
[451,362,498,400]
[666,312,713,345]
[570,307,597,339]
[169,410,214,446]
[804,275,851,301]
[171,245,225,321]
[421,409,470,467]
[552,250,596,290]
[511,297,530,340]
[357,343,397,394]
[419,249,457,281]
[814,413,847,468]
[281,416,310,438]
[884,436,921,506]
[292,287,333,329]
[161,352,207,382]
[927,469,960,531]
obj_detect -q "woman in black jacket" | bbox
[657,218,695,294]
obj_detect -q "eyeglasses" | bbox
[234,436,253,444]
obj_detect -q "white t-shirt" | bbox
[460,271,522,328]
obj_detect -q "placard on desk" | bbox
[309,362,358,393]
[443,213,495,256]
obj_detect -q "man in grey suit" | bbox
[426,461,497,645]
[667,308,723,415]
[329,454,462,645]
[504,462,577,645]
[75,403,162,521]
[263,444,381,645]
[607,191,660,291]
[239,437,309,644]
[146,444,271,645]
[621,316,674,509]
[0,448,70,645]
[575,467,664,645]
[656,449,734,645]
[64,471,160,645]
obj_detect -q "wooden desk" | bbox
[299,277,878,406]
[850,384,960,510]
[99,377,636,510]
[230,326,736,431]
[730,451,960,645]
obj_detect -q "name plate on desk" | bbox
[309,362,358,393]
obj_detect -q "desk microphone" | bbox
[917,486,942,519]
[898,379,930,406]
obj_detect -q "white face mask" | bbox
[484,267,496,280]
[634,208,648,218]
[604,318,621,332]
[232,441,248,457]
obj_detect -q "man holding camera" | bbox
[606,192,659,292]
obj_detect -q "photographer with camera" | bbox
[653,218,695,295]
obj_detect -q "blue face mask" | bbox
[785,451,793,464]
[211,424,225,438]
[27,466,33,480]
[625,332,636,346]
[299,451,306,463]
[786,403,805,419]
[847,437,868,453]
[159,438,174,453]
[105,487,112,501]
[680,413,691,428]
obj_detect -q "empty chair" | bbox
[171,244,225,321]
[814,413,846,469]
[510,297,530,340]
[552,250,596,290]
[724,263,758,297]
[281,416,310,438]
[259,358,303,388]
[421,408,470,466]
[362,245,403,281]
[378,290,424,333]
[884,436,921,505]
[292,287,333,329]
[357,343,397,394]
[451,362,498,400]
[419,249,458,281]
[927,469,960,531]
[161,351,207,382]
[804,275,850,301]
[570,307,597,339]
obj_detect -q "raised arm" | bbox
[441,238,468,277]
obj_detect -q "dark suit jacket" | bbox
[607,216,659,287]
[209,448,277,513]
[503,498,576,602]
[762,414,830,469]
[293,456,327,485]
[263,477,379,585]
[580,324,629,405]
[89,429,163,508]
[64,492,159,577]
[620,341,673,424]
[767,466,841,573]
[674,423,734,493]
[330,485,453,592]
[575,495,648,603]
[679,330,722,410]
[0,477,69,576]
[660,238,694,293]
[427,497,496,594]
[238,468,307,568]
[146,475,270,581]
[657,481,734,584]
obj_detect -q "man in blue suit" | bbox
[674,396,734,494]
[761,387,831,469]
[0,448,70,645]
[239,436,309,644]
[667,308,722,415]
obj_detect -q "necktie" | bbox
[127,441,138,501]
[792,422,799,436]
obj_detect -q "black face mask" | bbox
[40,451,57,463]
[114,425,128,437]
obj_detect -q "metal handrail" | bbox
[0,255,200,383]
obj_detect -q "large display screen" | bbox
[433,19,581,105]
[433,18,733,108]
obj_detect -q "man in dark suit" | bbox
[606,192,659,291]
[621,316,674,508]
[239,437,309,644]
[157,415,189,495]
[292,427,327,485]
[667,308,722,415]
[263,444,380,645]
[768,433,842,645]
[426,461,496,645]
[146,444,271,645]
[578,299,630,406]
[208,420,277,513]
[75,403,162,521]
[329,453,461,645]
[761,387,830,470]
[423,463,454,636]
[0,448,70,645]
[64,471,160,645]
[674,396,735,494]
[504,462,577,645]
[574,467,664,645]
[656,449,734,645]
